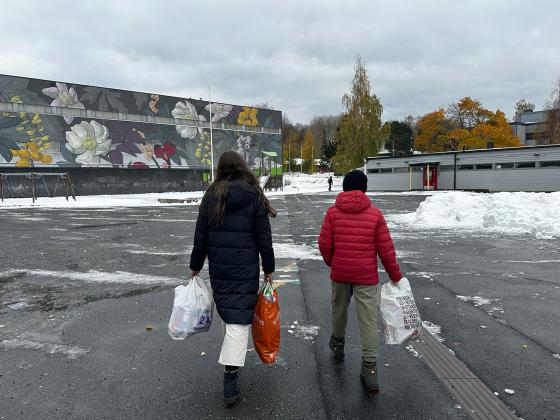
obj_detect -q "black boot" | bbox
[360,360,379,392]
[329,335,345,362]
[223,366,241,407]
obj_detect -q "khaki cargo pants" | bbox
[331,281,378,363]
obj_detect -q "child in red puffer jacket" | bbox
[318,170,403,392]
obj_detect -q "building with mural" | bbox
[0,74,282,196]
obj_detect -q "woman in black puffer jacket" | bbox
[190,151,276,407]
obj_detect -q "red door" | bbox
[423,166,438,190]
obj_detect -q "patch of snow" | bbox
[273,243,323,260]
[391,191,560,239]
[288,323,320,340]
[405,344,421,358]
[456,295,494,306]
[422,321,445,343]
[6,302,27,310]
[283,172,342,193]
[0,339,89,359]
[553,353,560,360]
[504,388,515,395]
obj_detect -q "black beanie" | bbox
[342,170,368,192]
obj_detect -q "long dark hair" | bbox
[205,151,277,225]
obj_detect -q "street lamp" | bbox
[209,84,215,182]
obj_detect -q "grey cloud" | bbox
[1,0,559,124]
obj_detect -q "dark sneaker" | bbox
[329,335,345,361]
[360,361,379,392]
[224,367,241,407]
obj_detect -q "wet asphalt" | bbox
[1,191,559,419]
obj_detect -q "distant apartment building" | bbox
[510,110,549,145]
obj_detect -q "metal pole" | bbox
[288,143,291,173]
[209,85,214,182]
[311,142,314,174]
[453,152,457,190]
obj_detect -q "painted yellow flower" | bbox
[15,158,30,167]
[237,107,258,126]
[26,142,39,152]
[41,154,53,164]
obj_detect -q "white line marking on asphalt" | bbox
[0,269,180,285]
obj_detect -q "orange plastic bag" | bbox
[252,281,280,364]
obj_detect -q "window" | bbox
[515,162,536,168]
[541,161,560,168]
[379,168,392,173]
[458,164,474,170]
[367,168,379,174]
[476,163,493,170]
[439,165,454,171]
[496,163,514,169]
[393,167,409,173]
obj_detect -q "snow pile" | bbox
[282,172,342,193]
[392,191,560,239]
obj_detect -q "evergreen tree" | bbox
[332,56,386,171]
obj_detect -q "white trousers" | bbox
[218,323,250,367]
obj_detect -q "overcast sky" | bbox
[1,0,559,124]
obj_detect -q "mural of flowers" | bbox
[237,107,258,126]
[10,141,53,167]
[154,142,177,168]
[195,131,212,166]
[236,135,252,162]
[149,94,159,114]
[138,143,154,161]
[172,101,206,139]
[205,103,233,123]
[65,121,112,165]
[41,83,85,124]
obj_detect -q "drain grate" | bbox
[410,327,518,420]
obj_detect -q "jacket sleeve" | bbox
[374,210,402,282]
[318,209,333,267]
[190,196,209,271]
[255,199,275,274]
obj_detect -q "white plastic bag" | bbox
[380,277,421,345]
[168,276,214,340]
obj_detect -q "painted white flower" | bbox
[172,101,206,139]
[65,121,112,165]
[42,82,85,124]
[205,103,233,123]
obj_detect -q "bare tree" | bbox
[544,77,560,144]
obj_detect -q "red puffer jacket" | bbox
[318,190,402,285]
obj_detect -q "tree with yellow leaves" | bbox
[413,98,520,152]
[301,128,315,173]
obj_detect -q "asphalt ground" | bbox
[1,191,559,419]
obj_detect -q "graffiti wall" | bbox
[0,75,281,170]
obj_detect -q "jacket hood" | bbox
[335,190,371,213]
[227,180,259,210]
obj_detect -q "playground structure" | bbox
[258,151,282,191]
[0,172,76,202]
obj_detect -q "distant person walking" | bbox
[328,175,333,191]
[190,151,276,406]
[318,170,403,392]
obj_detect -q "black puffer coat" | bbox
[190,180,275,324]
